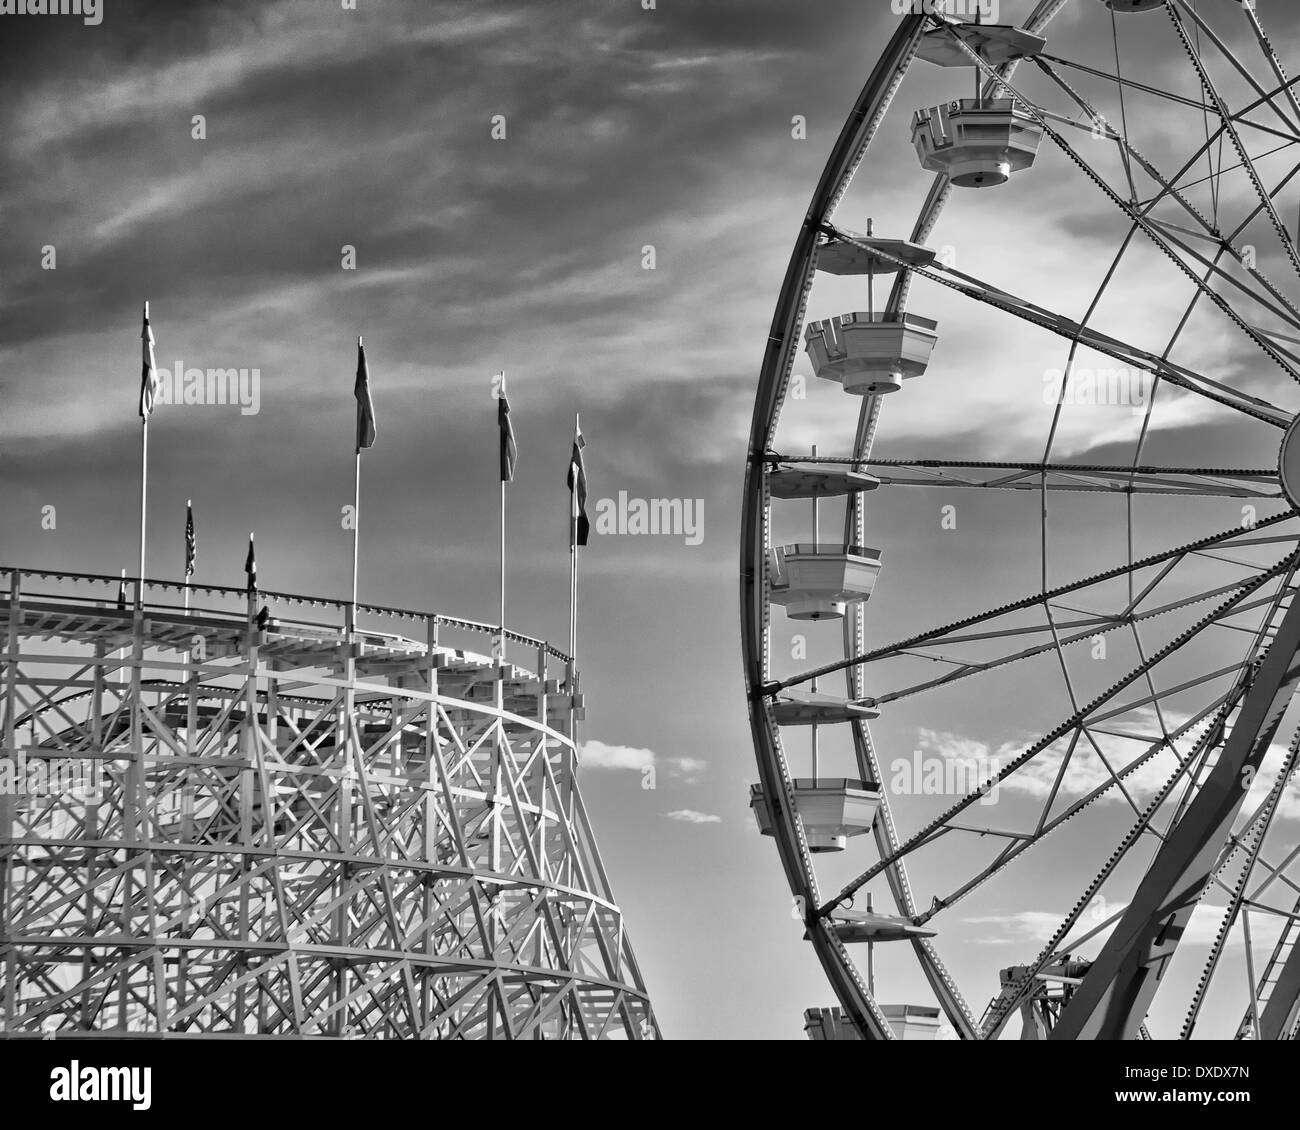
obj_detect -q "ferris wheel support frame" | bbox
[1052,579,1300,1040]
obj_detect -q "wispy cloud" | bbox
[965,902,1287,953]
[665,809,721,825]
[581,740,656,773]
[918,710,1300,821]
[580,743,707,788]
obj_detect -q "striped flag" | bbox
[355,337,377,453]
[184,501,196,580]
[568,419,589,547]
[244,534,257,595]
[498,384,517,483]
[139,302,158,419]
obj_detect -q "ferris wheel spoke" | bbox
[1133,157,1300,366]
[771,511,1296,694]
[1144,214,1300,339]
[780,457,1281,498]
[1038,51,1300,144]
[818,555,1294,923]
[881,575,1291,717]
[915,686,1236,929]
[1243,3,1300,140]
[943,33,1300,374]
[875,610,1253,710]
[1246,840,1300,906]
[1034,59,1245,233]
[1182,722,1300,1037]
[978,679,1256,1039]
[1155,152,1300,352]
[1165,2,1300,288]
[828,227,1292,426]
[1050,583,1300,1039]
[1170,0,1300,141]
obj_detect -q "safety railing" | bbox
[0,565,572,667]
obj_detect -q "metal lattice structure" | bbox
[0,567,657,1039]
[743,0,1300,1040]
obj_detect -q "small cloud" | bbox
[581,743,707,784]
[666,756,707,784]
[580,740,656,772]
[962,911,1064,944]
[963,903,1285,955]
[665,809,721,825]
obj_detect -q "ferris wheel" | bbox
[742,0,1300,1040]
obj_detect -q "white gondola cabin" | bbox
[767,542,882,620]
[805,312,938,396]
[804,1005,942,1042]
[750,777,882,853]
[911,97,1043,188]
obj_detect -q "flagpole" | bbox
[138,415,148,611]
[498,370,508,665]
[351,335,363,620]
[137,299,150,612]
[569,413,579,664]
[137,299,156,613]
[499,477,506,661]
[351,447,361,612]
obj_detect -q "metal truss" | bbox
[0,567,657,1039]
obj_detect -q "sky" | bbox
[6,0,1300,1040]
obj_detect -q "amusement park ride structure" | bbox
[744,0,1300,1040]
[0,567,658,1039]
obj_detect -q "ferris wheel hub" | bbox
[1279,415,1300,509]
